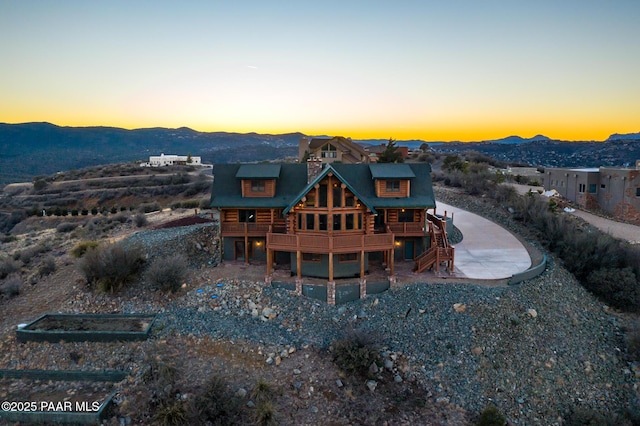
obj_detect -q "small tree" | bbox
[377,138,403,163]
[186,153,193,164]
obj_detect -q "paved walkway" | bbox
[437,202,532,280]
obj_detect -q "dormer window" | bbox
[386,180,400,192]
[251,180,265,192]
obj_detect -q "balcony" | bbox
[267,232,395,254]
[386,222,426,236]
[221,222,272,237]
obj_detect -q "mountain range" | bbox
[1,122,639,185]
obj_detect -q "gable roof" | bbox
[210,162,435,210]
[369,163,416,179]
[309,136,369,162]
[235,164,281,179]
[210,164,307,208]
[282,165,377,214]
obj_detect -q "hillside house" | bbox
[210,160,454,304]
[141,153,202,167]
[299,136,370,164]
[543,161,640,223]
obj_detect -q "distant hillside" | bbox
[607,132,640,141]
[0,123,302,185]
[433,139,640,168]
[484,134,551,144]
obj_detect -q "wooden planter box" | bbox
[16,313,157,343]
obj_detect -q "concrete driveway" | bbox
[437,202,532,280]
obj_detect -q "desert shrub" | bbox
[144,254,188,293]
[134,213,148,228]
[563,407,612,426]
[138,202,160,214]
[56,222,78,233]
[626,320,640,362]
[253,401,277,426]
[493,185,518,205]
[38,256,56,276]
[476,405,506,426]
[112,212,130,223]
[585,267,640,312]
[0,257,21,279]
[199,198,210,209]
[78,242,145,292]
[14,244,50,265]
[0,235,18,244]
[190,374,244,425]
[0,274,21,299]
[155,400,187,426]
[331,329,381,378]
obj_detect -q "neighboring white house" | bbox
[140,153,202,167]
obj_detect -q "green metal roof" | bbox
[235,164,281,179]
[210,163,435,211]
[368,163,416,179]
[282,165,377,214]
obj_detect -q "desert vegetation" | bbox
[436,156,640,313]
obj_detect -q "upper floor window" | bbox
[251,180,265,192]
[239,210,256,222]
[321,144,337,158]
[578,183,586,193]
[386,180,400,192]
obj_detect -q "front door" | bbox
[404,240,414,260]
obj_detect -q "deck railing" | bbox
[386,222,425,235]
[267,232,394,253]
[221,222,272,236]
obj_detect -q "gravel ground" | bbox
[1,196,636,424]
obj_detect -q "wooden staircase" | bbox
[414,214,455,274]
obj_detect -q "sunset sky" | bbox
[1,1,639,141]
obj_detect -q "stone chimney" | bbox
[307,157,323,183]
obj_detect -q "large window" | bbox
[386,180,400,192]
[345,213,354,230]
[319,184,328,207]
[319,214,328,231]
[251,180,265,192]
[239,210,256,222]
[399,209,414,223]
[636,188,640,197]
[321,144,337,158]
[333,214,342,231]
[302,253,321,262]
[306,214,315,230]
[588,184,597,194]
[333,186,342,207]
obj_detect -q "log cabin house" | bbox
[210,160,454,303]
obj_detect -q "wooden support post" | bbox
[390,249,394,276]
[244,233,249,264]
[360,250,365,278]
[296,250,302,279]
[328,252,334,282]
[266,249,272,277]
